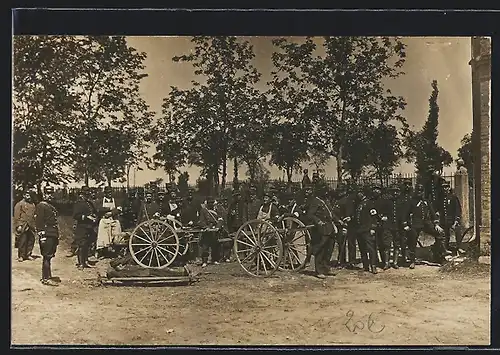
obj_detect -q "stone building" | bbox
[469,37,491,254]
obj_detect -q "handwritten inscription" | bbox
[344,310,385,334]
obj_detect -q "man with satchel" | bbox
[14,190,36,262]
[34,186,60,286]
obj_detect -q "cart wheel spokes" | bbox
[129,219,180,269]
[234,219,283,277]
[279,217,311,271]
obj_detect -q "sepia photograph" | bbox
[11,33,491,346]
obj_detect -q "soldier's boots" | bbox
[370,265,378,274]
[392,249,400,269]
[383,251,391,270]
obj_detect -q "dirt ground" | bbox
[11,216,491,346]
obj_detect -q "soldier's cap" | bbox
[206,196,215,203]
[232,189,241,196]
[104,186,112,192]
[81,185,90,192]
[304,184,314,191]
[157,191,166,196]
[442,181,451,187]
[44,186,55,193]
[372,185,382,191]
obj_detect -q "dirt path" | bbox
[11,217,491,346]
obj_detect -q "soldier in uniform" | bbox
[198,196,223,267]
[354,189,380,274]
[256,189,280,222]
[35,186,60,286]
[161,186,182,221]
[396,180,413,265]
[72,186,98,269]
[121,189,139,230]
[13,189,36,262]
[384,186,402,269]
[137,190,161,223]
[404,184,450,268]
[342,186,360,269]
[228,189,245,233]
[438,182,463,254]
[244,184,261,222]
[374,186,396,270]
[370,186,392,270]
[303,184,341,279]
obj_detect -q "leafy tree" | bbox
[170,36,262,192]
[309,148,330,172]
[266,122,310,182]
[270,36,407,183]
[13,36,80,193]
[69,36,154,185]
[369,123,403,185]
[404,80,453,176]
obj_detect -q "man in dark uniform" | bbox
[396,180,413,265]
[161,187,182,220]
[228,189,245,233]
[354,189,380,274]
[121,189,138,230]
[384,186,402,269]
[304,184,341,279]
[198,196,223,267]
[438,182,463,254]
[35,186,60,286]
[244,184,261,222]
[342,186,360,269]
[370,186,392,270]
[72,186,98,269]
[404,184,450,268]
[374,186,396,270]
[137,190,161,223]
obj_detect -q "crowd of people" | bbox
[13,169,465,285]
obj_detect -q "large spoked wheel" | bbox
[234,219,283,277]
[164,217,191,256]
[128,219,180,269]
[278,217,311,272]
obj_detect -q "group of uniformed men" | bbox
[14,174,464,285]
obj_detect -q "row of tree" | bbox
[13,35,467,195]
[150,36,456,192]
[13,36,154,194]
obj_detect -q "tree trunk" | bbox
[233,157,239,185]
[286,166,293,183]
[336,146,343,184]
[221,151,227,191]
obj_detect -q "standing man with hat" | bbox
[303,184,341,279]
[372,185,392,270]
[14,189,36,262]
[34,186,60,285]
[72,186,98,269]
[354,189,380,274]
[198,196,223,267]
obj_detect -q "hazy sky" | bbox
[122,36,473,187]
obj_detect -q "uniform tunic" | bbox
[35,201,59,258]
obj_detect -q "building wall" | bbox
[471,37,491,253]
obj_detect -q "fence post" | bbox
[454,167,470,229]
